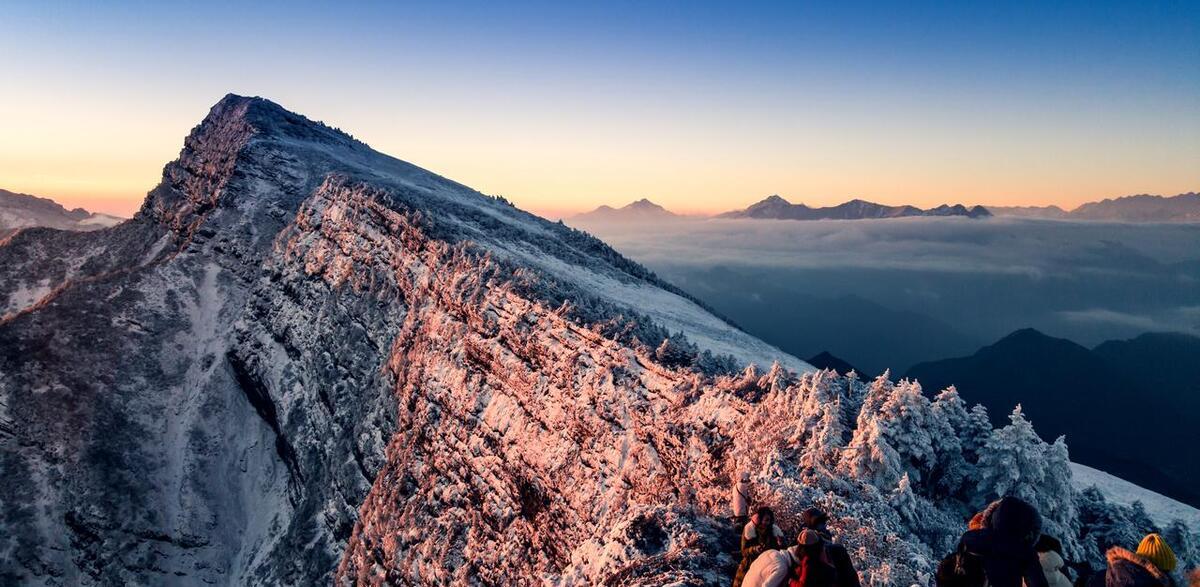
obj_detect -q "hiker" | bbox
[742,531,807,587]
[732,472,752,530]
[789,528,838,587]
[935,507,992,587]
[1087,533,1177,587]
[1033,534,1072,587]
[960,496,1051,587]
[798,507,861,587]
[936,537,986,587]
[733,506,787,587]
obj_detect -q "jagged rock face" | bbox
[0,95,806,585]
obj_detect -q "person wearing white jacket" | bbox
[743,529,830,587]
[732,472,752,527]
[742,544,800,587]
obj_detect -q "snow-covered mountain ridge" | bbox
[0,95,1194,586]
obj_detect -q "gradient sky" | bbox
[1,1,1197,217]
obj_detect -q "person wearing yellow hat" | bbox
[1137,534,1177,574]
[1087,533,1177,587]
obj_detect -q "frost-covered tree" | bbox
[840,379,943,491]
[974,405,1047,504]
[1076,487,1157,563]
[973,406,1078,558]
[961,404,993,462]
[927,388,971,499]
[653,336,692,369]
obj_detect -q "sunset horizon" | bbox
[4,1,1197,218]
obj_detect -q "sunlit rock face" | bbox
[3,95,1192,586]
[0,95,806,585]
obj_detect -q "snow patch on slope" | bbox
[3,278,53,316]
[1071,462,1200,528]
[507,246,812,374]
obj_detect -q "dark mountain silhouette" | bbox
[718,195,990,220]
[1094,332,1200,413]
[907,328,1200,506]
[806,351,864,377]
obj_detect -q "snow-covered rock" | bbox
[0,95,1193,586]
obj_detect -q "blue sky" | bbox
[1,0,1197,216]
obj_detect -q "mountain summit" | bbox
[1,96,1194,585]
[0,95,806,584]
[571,197,680,222]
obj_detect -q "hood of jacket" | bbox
[1106,546,1171,587]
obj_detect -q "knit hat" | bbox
[988,496,1041,544]
[1136,533,1177,572]
[800,507,829,530]
[798,528,821,546]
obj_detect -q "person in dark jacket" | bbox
[798,507,861,587]
[734,506,787,587]
[1085,535,1177,587]
[960,496,1050,587]
[936,538,987,587]
[789,529,838,587]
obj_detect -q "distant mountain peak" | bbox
[572,198,679,221]
[806,351,863,377]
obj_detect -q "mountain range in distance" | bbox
[572,191,1200,223]
[0,188,124,238]
[717,194,992,220]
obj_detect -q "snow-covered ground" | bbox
[508,247,813,374]
[1071,462,1200,528]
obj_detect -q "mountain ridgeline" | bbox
[0,188,123,238]
[908,329,1200,507]
[0,96,1195,585]
[718,195,992,220]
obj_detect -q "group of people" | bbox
[938,495,1189,587]
[730,473,861,587]
[729,472,1193,587]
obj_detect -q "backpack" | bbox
[789,548,837,587]
[936,548,986,587]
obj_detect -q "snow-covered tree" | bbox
[927,388,971,499]
[840,379,940,491]
[961,404,993,462]
[973,406,1079,557]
